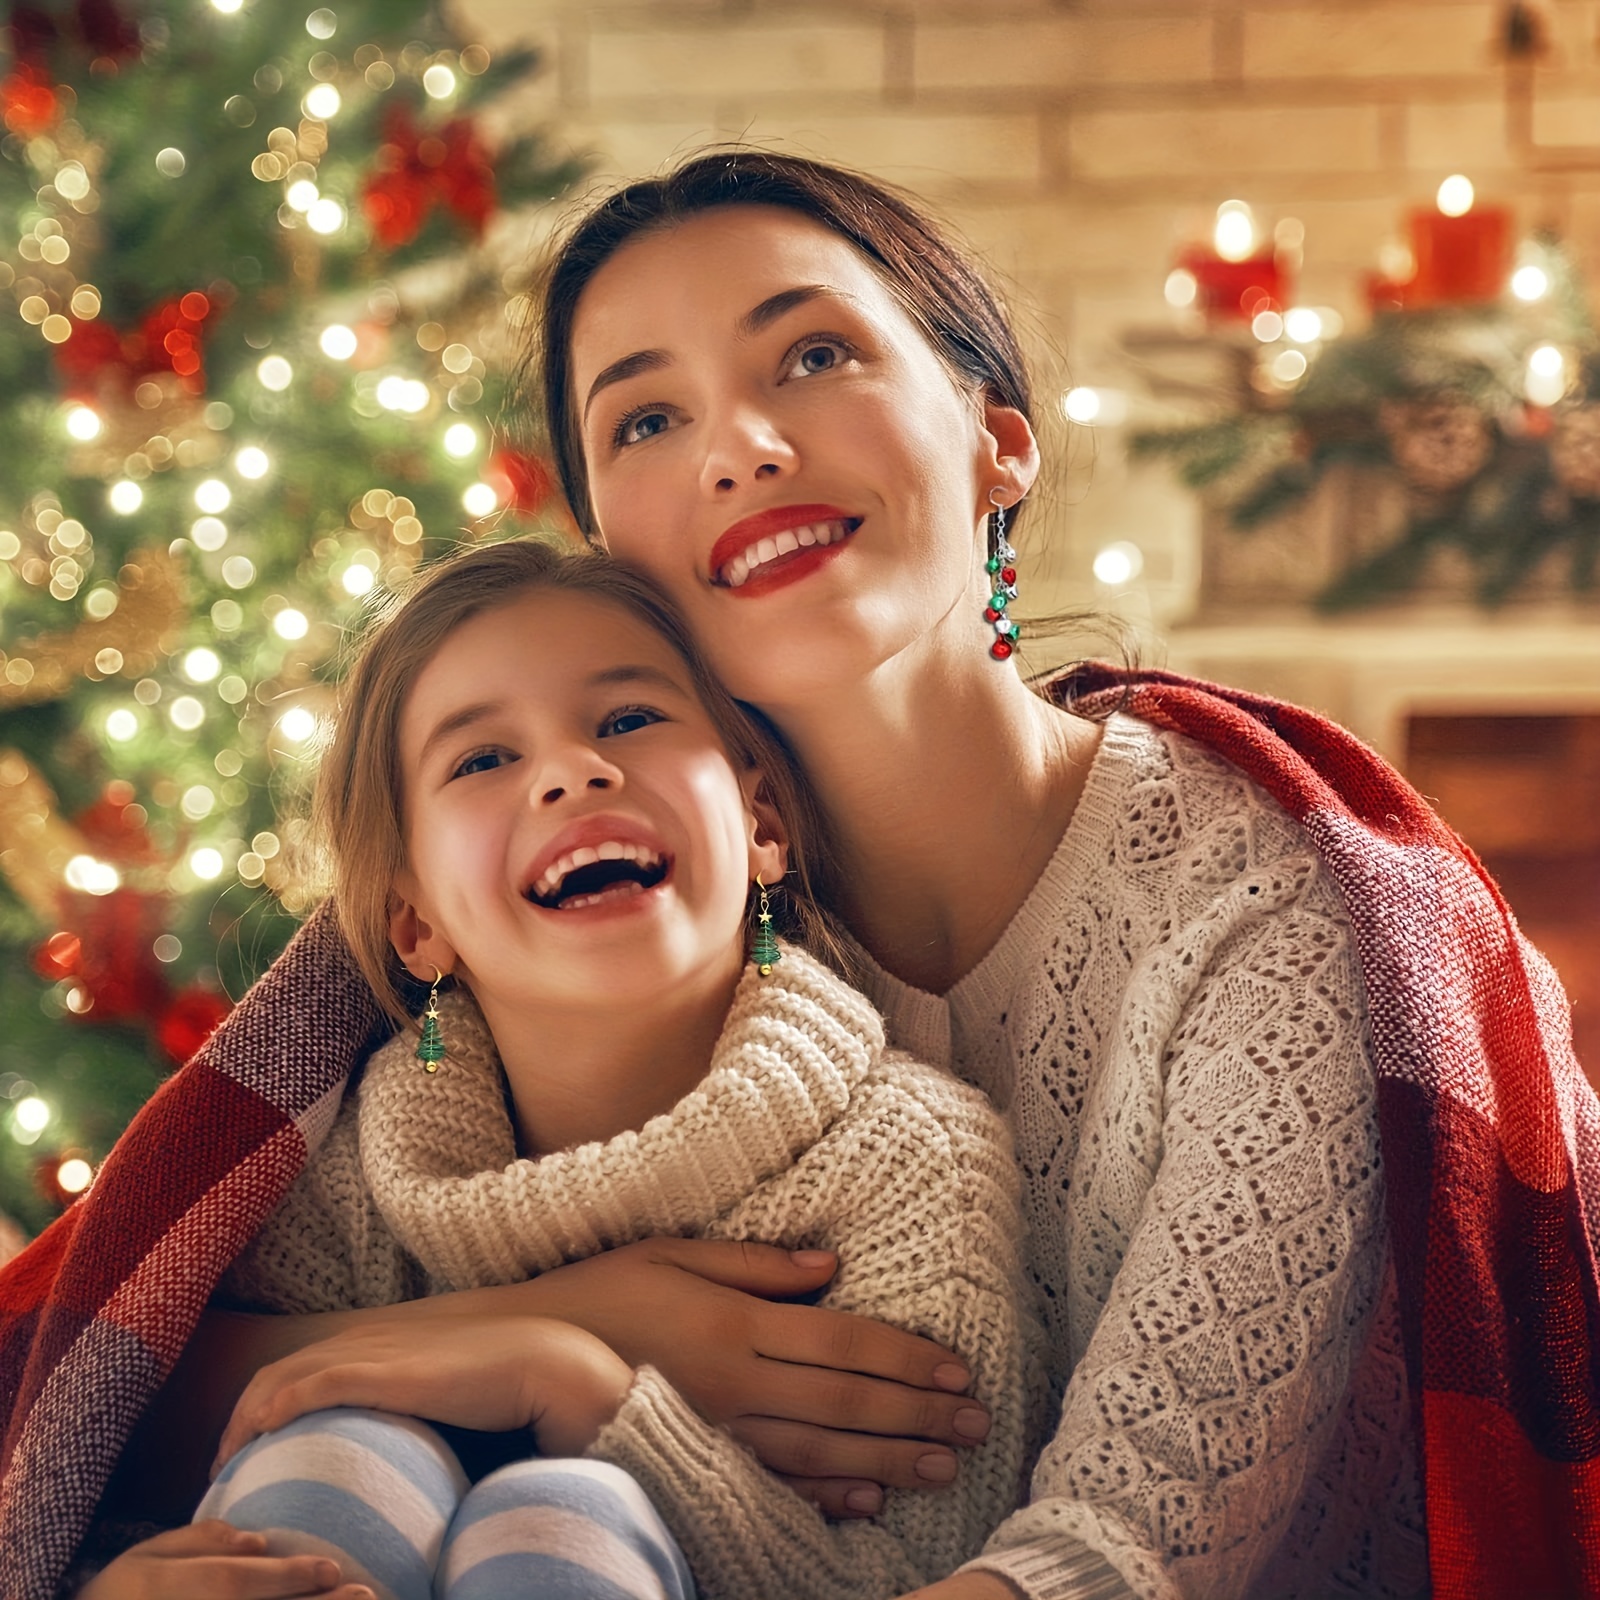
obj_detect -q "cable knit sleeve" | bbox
[969,774,1390,1599]
[588,1055,1046,1600]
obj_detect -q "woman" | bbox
[4,152,1596,1600]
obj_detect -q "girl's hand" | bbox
[898,1577,1024,1600]
[76,1522,373,1600]
[529,1239,991,1516]
[214,1316,632,1472]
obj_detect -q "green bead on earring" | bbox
[416,967,446,1073]
[751,876,781,977]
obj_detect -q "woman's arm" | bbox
[119,1237,988,1523]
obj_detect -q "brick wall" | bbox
[457,0,1600,636]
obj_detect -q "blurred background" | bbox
[1,0,1596,1247]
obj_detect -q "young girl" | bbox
[76,537,1042,1600]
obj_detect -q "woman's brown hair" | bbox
[528,148,1036,543]
[316,536,842,1030]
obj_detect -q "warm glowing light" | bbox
[1214,201,1256,263]
[1283,308,1324,344]
[55,162,90,201]
[57,1157,92,1193]
[1251,310,1284,343]
[342,563,376,596]
[1512,265,1550,302]
[1271,349,1309,384]
[423,64,457,99]
[105,708,139,741]
[306,7,336,39]
[443,422,478,457]
[169,695,206,731]
[181,784,216,820]
[154,935,182,962]
[211,0,243,12]
[108,480,143,514]
[273,608,310,641]
[155,147,187,178]
[183,647,221,682]
[277,706,317,743]
[1527,344,1568,405]
[320,324,358,360]
[65,405,101,441]
[302,83,341,120]
[195,478,231,513]
[14,1098,50,1134]
[1530,344,1565,378]
[65,855,119,895]
[307,197,345,234]
[377,375,429,413]
[189,847,225,881]
[190,516,228,550]
[1062,388,1102,424]
[235,446,270,479]
[222,555,256,589]
[1437,175,1475,217]
[258,355,293,391]
[1093,542,1145,586]
[286,178,319,211]
[462,481,499,517]
[1164,268,1198,309]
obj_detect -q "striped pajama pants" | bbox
[195,1408,696,1600]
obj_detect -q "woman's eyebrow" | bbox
[582,286,856,420]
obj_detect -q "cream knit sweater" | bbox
[221,947,1046,1600]
[852,715,1427,1600]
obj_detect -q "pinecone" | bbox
[1379,396,1493,493]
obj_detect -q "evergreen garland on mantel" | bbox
[1131,239,1600,610]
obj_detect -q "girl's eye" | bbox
[601,705,664,737]
[451,748,511,779]
[613,407,675,449]
[783,337,851,380]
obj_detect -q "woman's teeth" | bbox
[720,519,853,587]
[531,840,663,902]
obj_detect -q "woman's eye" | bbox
[784,338,850,380]
[601,705,663,737]
[451,748,510,779]
[614,407,674,448]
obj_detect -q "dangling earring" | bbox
[984,488,1021,662]
[416,967,446,1073]
[750,876,781,977]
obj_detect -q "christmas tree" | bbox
[0,0,581,1237]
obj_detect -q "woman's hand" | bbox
[528,1238,991,1515]
[898,1575,1025,1600]
[214,1315,632,1472]
[77,1522,373,1600]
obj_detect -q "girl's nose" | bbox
[532,743,621,806]
[699,402,797,497]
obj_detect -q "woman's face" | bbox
[569,205,1024,711]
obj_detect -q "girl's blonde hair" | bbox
[315,537,842,1030]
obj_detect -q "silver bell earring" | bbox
[983,488,1021,661]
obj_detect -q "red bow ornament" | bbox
[52,289,215,400]
[362,104,497,249]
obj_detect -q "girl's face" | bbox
[569,205,1033,712]
[390,588,784,1015]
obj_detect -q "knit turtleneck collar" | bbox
[357,946,884,1292]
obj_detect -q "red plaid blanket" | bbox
[2,667,1596,1598]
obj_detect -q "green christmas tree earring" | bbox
[751,877,781,977]
[416,967,447,1073]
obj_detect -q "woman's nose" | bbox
[699,401,797,496]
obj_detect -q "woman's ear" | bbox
[979,398,1041,510]
[739,768,790,884]
[388,874,460,983]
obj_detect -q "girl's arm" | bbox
[75,1522,371,1600]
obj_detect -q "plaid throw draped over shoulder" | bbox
[2,664,1598,1599]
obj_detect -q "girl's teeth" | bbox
[597,841,623,860]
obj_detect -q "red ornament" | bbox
[1,63,58,135]
[990,639,1013,660]
[62,887,168,1023]
[363,105,497,249]
[53,290,217,399]
[156,987,232,1066]
[31,930,83,982]
[486,448,557,516]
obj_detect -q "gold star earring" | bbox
[416,966,446,1072]
[750,876,781,977]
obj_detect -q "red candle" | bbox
[1407,204,1511,307]
[1176,245,1287,324]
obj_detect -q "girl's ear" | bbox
[388,873,460,983]
[739,768,790,884]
